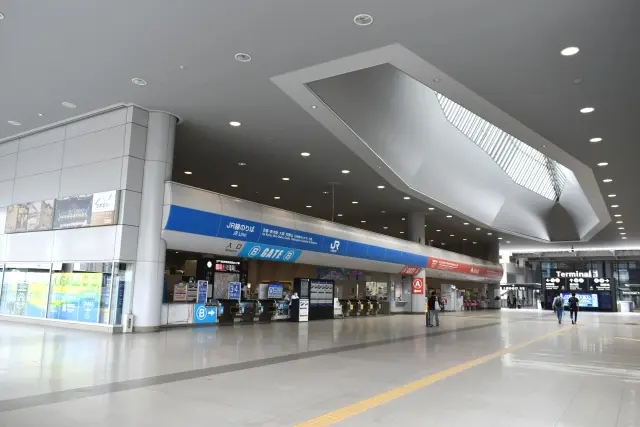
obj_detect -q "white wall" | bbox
[0,106,148,263]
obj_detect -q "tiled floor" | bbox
[0,310,639,426]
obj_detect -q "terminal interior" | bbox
[0,1,639,426]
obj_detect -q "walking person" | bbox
[553,293,564,324]
[568,292,579,324]
[427,291,440,327]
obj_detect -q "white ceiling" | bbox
[1,0,638,255]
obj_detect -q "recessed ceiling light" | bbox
[403,196,410,200]
[597,162,608,167]
[590,137,603,143]
[603,179,613,183]
[353,13,374,26]
[230,184,238,188]
[7,120,21,126]
[611,205,619,208]
[614,214,622,217]
[238,162,247,166]
[620,232,626,235]
[441,242,446,246]
[234,53,252,62]
[608,194,616,198]
[184,171,192,175]
[616,221,623,224]
[38,113,43,117]
[436,229,441,232]
[446,215,452,218]
[561,46,580,56]
[450,234,455,237]
[402,217,406,221]
[428,208,435,211]
[311,105,317,109]
[473,242,477,245]
[131,77,147,86]
[361,220,366,223]
[506,241,511,244]
[618,227,625,230]
[463,238,467,241]
[476,227,481,231]
[62,102,76,109]
[400,231,405,234]
[322,191,329,195]
[337,213,343,217]
[229,121,241,127]
[282,177,290,181]
[383,226,388,230]
[463,222,469,225]
[424,224,427,227]
[580,107,595,114]
[622,237,628,240]
[377,185,385,189]
[341,170,350,174]
[274,196,280,200]
[381,211,386,214]
[0,12,4,20]
[301,152,310,157]
[487,232,493,235]
[179,65,186,70]
[573,77,584,85]
[352,201,358,204]
[498,237,503,240]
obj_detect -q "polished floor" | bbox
[0,310,639,426]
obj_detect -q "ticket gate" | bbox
[217,299,241,326]
[258,300,278,323]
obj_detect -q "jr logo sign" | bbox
[329,240,340,253]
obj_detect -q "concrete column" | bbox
[131,112,177,331]
[408,212,426,245]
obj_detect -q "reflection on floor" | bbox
[1,310,639,426]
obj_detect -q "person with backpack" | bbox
[552,293,564,324]
[568,292,579,324]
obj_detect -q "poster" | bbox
[47,272,102,323]
[24,274,50,318]
[53,195,93,229]
[13,282,28,315]
[4,204,28,233]
[26,200,54,231]
[99,275,113,324]
[91,191,118,226]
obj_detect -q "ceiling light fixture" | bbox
[622,237,628,240]
[620,232,626,235]
[463,238,467,241]
[573,77,584,85]
[62,102,76,109]
[238,162,247,166]
[616,221,623,224]
[229,121,241,127]
[38,113,43,117]
[341,169,350,174]
[400,231,405,234]
[0,12,4,19]
[614,214,622,218]
[476,227,481,231]
[234,53,252,62]
[301,152,310,157]
[361,220,366,223]
[450,234,455,237]
[580,107,595,114]
[7,120,21,126]
[473,242,477,245]
[603,179,613,183]
[184,171,192,175]
[282,177,290,181]
[402,217,406,221]
[561,46,580,56]
[383,226,388,230]
[618,227,625,230]
[403,196,410,200]
[311,105,317,109]
[446,215,452,218]
[590,137,603,143]
[498,237,503,240]
[487,232,493,236]
[428,208,435,211]
[352,201,358,204]
[377,185,385,189]
[608,194,616,198]
[381,211,386,214]
[353,13,374,26]
[597,162,608,167]
[436,229,441,232]
[463,222,469,225]
[131,77,147,86]
[230,184,238,188]
[611,205,619,208]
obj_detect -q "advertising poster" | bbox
[13,282,28,315]
[4,204,28,233]
[53,195,93,229]
[26,200,54,231]
[99,275,113,324]
[267,283,284,299]
[561,292,599,308]
[91,191,118,226]
[47,272,102,322]
[24,274,50,318]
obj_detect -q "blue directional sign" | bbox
[238,243,302,263]
[193,304,217,324]
[228,282,242,300]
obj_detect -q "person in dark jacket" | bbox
[427,291,439,327]
[568,292,579,324]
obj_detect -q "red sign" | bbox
[427,257,503,280]
[412,277,424,295]
[400,266,422,276]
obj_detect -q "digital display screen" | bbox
[561,292,599,308]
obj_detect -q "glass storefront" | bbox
[613,261,640,311]
[0,261,130,325]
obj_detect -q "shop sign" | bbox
[400,266,422,276]
[238,242,302,263]
[412,277,424,295]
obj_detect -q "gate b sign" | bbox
[411,278,424,295]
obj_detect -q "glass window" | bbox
[0,263,52,318]
[112,262,133,326]
[47,262,112,323]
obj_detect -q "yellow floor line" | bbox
[296,326,573,427]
